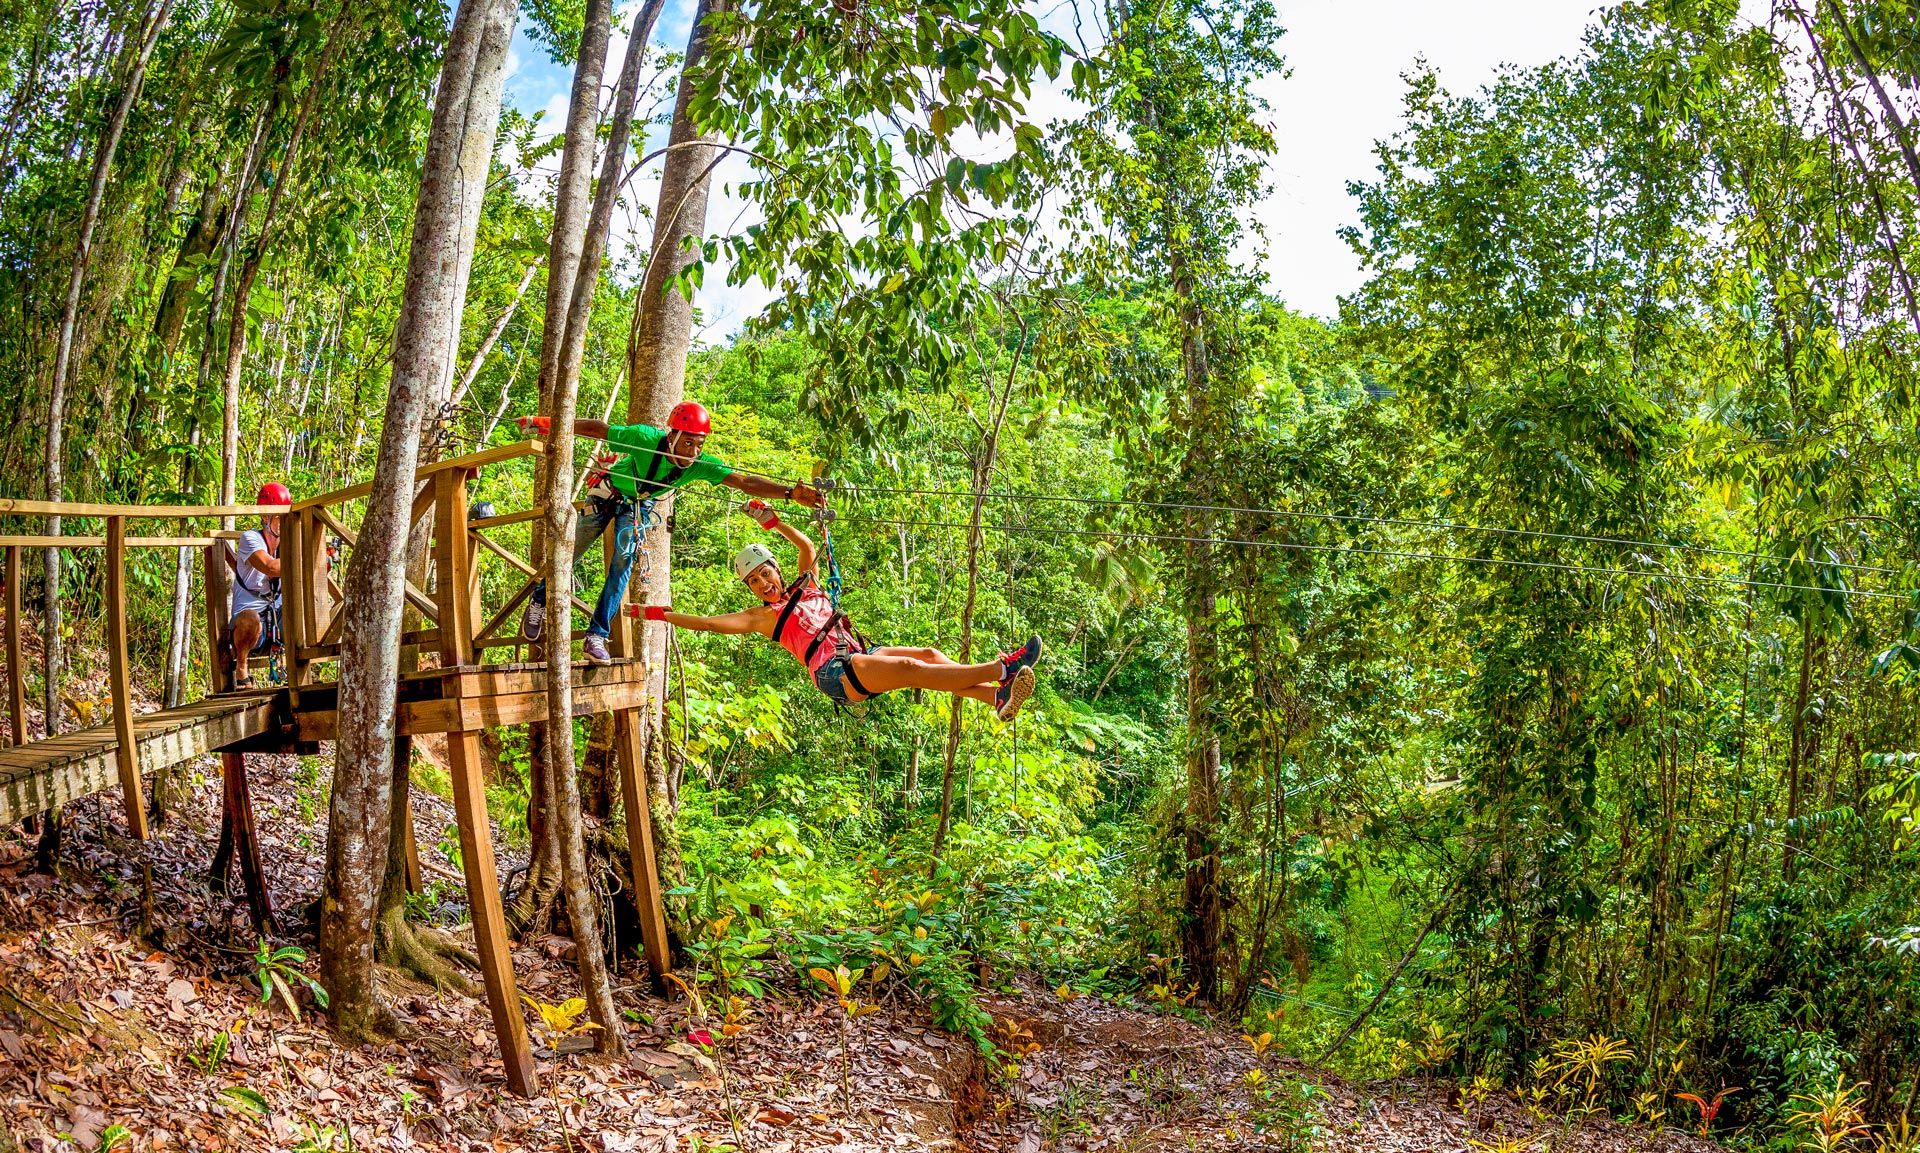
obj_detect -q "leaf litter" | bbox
[0,743,1731,1152]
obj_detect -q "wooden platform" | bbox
[0,692,281,825]
[291,659,654,740]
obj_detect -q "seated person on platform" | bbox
[231,482,293,688]
[642,501,1044,720]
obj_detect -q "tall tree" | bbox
[40,0,176,744]
[536,0,660,1051]
[319,0,516,1040]
[1055,0,1282,1001]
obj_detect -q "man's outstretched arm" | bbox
[722,471,821,507]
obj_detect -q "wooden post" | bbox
[105,516,150,840]
[614,707,670,978]
[282,512,309,687]
[433,469,535,1096]
[5,545,23,746]
[203,543,231,695]
[219,752,276,933]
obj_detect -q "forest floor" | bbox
[0,652,1727,1151]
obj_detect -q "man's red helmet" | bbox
[256,482,293,506]
[666,401,712,436]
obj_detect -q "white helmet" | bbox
[733,542,777,581]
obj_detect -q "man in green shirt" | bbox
[516,400,819,662]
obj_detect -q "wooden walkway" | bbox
[0,691,280,826]
[2,441,672,1097]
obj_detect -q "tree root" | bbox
[505,851,562,939]
[376,900,479,997]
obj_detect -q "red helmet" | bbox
[256,482,293,506]
[666,401,712,436]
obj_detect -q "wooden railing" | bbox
[0,500,289,840]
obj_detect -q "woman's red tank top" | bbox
[772,580,845,673]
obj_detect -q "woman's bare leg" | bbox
[869,645,963,665]
[847,653,1002,695]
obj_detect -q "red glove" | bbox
[516,415,552,435]
[644,605,669,621]
[744,499,780,529]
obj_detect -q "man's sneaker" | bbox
[521,596,545,641]
[997,634,1043,680]
[583,634,612,665]
[994,665,1036,722]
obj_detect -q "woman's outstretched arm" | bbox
[655,606,771,636]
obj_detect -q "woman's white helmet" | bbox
[733,542,777,580]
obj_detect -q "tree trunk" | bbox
[42,0,177,742]
[219,16,341,521]
[319,0,516,1041]
[929,323,1025,866]
[511,0,614,942]
[539,2,658,1053]
[624,0,730,905]
[1171,256,1223,1003]
[451,256,542,408]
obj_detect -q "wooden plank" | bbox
[466,508,541,530]
[447,659,646,699]
[293,677,651,740]
[0,698,274,824]
[0,535,220,548]
[204,543,232,695]
[310,504,440,623]
[283,513,310,690]
[444,729,535,1095]
[468,530,593,619]
[0,500,287,519]
[615,708,671,980]
[6,545,23,746]
[104,517,149,841]
[292,441,544,511]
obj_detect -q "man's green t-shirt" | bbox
[602,422,732,499]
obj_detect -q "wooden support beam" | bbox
[615,708,671,979]
[0,500,287,519]
[104,518,149,840]
[431,466,535,1097]
[0,535,221,548]
[292,440,543,511]
[474,576,535,645]
[470,529,591,615]
[445,730,534,1095]
[282,513,310,690]
[218,752,276,933]
[203,543,232,695]
[5,545,23,747]
[310,504,439,623]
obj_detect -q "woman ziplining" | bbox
[640,500,1044,720]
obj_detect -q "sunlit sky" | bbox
[501,0,1607,338]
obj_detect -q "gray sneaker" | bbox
[521,596,545,641]
[583,634,612,665]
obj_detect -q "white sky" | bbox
[503,0,1607,334]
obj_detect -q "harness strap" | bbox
[840,657,874,700]
[803,611,845,667]
[770,572,815,647]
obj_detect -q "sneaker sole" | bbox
[997,666,1035,722]
[584,651,613,666]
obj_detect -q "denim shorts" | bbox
[813,647,882,707]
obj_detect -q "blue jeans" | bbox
[530,496,644,639]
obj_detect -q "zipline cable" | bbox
[827,513,1913,603]
[669,483,1909,603]
[843,483,1906,579]
[603,442,1905,578]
